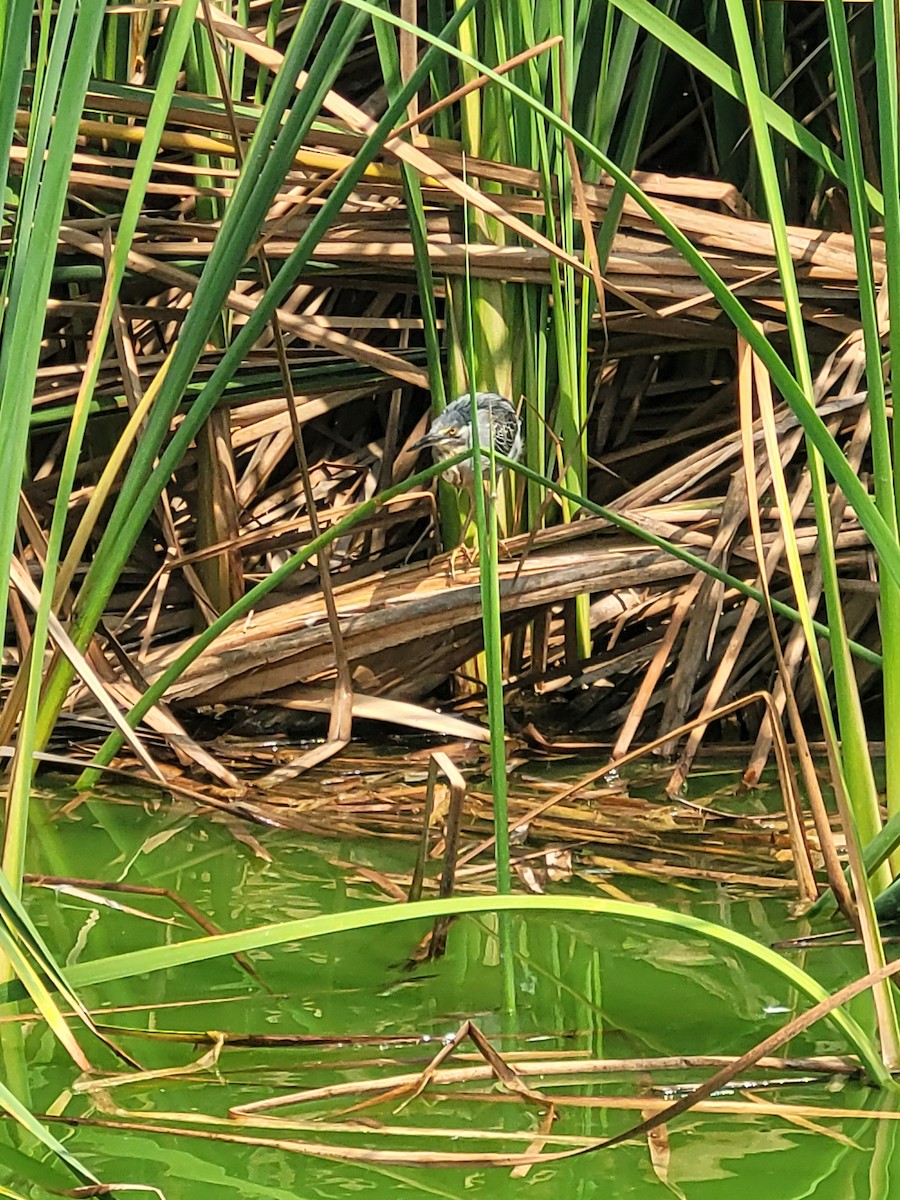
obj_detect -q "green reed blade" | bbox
[62,894,893,1087]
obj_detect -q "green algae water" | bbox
[4,766,900,1199]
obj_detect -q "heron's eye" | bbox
[448,427,458,436]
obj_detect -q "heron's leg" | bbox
[444,481,519,573]
[445,487,477,579]
[425,486,474,577]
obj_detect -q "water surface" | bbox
[5,763,898,1199]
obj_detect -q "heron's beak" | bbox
[410,430,447,452]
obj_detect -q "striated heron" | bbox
[411,392,522,565]
[411,392,523,485]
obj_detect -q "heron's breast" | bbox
[441,462,472,487]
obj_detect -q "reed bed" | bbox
[8,3,900,1185]
[3,5,887,802]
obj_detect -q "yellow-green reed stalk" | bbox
[548,6,590,658]
[501,0,553,533]
[442,0,516,553]
[183,22,226,226]
[0,1,34,233]
[870,0,900,865]
[458,226,513,898]
[503,0,591,655]
[595,2,673,267]
[825,0,900,878]
[0,0,110,892]
[454,0,514,408]
[3,1,200,892]
[0,1,143,1090]
[371,19,445,415]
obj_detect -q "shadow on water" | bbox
[4,759,899,1199]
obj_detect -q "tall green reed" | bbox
[0,2,107,889]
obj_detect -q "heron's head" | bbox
[411,394,520,488]
[410,407,473,461]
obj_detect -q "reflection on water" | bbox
[4,765,899,1200]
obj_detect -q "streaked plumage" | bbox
[411,392,522,487]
